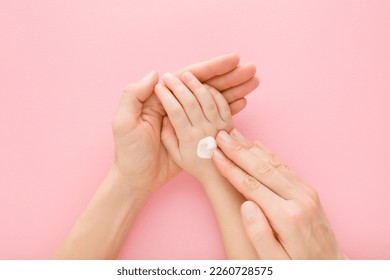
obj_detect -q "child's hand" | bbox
[154,72,233,184]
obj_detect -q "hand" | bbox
[211,129,346,259]
[154,71,232,183]
[112,53,259,195]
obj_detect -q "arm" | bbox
[51,166,148,259]
[201,176,256,259]
[155,72,257,259]
[212,129,346,259]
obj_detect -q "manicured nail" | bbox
[242,201,258,221]
[163,72,174,81]
[142,70,155,81]
[182,71,193,82]
[213,148,226,160]
[231,128,246,142]
[218,130,232,143]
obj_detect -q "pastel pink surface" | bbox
[1,1,389,259]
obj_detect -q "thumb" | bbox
[241,201,289,260]
[119,71,158,113]
[113,71,158,135]
[117,70,158,117]
[122,70,159,103]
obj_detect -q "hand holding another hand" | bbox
[112,54,258,195]
[212,129,346,259]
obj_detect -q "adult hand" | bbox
[112,54,259,195]
[212,129,346,259]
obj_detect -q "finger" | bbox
[154,83,191,135]
[114,71,158,135]
[173,53,240,82]
[234,131,317,198]
[229,129,296,182]
[216,130,297,199]
[253,141,315,195]
[241,201,289,259]
[230,128,312,193]
[204,84,232,127]
[206,63,257,92]
[122,71,159,103]
[229,98,247,115]
[222,76,260,104]
[161,116,181,162]
[163,72,205,125]
[181,72,220,123]
[212,148,283,215]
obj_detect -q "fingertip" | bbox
[253,75,260,87]
[243,63,257,75]
[230,98,247,115]
[227,52,240,64]
[163,72,174,81]
[142,70,155,80]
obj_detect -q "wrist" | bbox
[108,164,152,203]
[197,170,227,188]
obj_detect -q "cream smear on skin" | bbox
[197,136,217,159]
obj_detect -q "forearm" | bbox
[201,175,258,259]
[51,166,149,259]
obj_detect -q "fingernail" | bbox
[213,148,226,160]
[231,128,246,142]
[163,72,174,81]
[182,71,193,82]
[242,201,258,221]
[218,130,232,143]
[142,70,155,81]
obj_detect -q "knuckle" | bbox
[284,204,305,227]
[170,106,183,118]
[306,188,320,204]
[233,142,246,153]
[216,119,231,132]
[269,153,282,167]
[220,106,232,120]
[205,101,217,113]
[249,225,273,244]
[122,83,136,95]
[254,160,274,176]
[186,97,199,110]
[300,196,321,215]
[243,174,262,191]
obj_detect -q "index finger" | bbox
[173,53,240,82]
[216,130,298,199]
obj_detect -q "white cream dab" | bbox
[197,136,217,159]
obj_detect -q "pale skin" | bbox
[212,129,347,259]
[154,71,257,259]
[51,53,259,259]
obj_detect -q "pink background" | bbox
[1,0,389,259]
